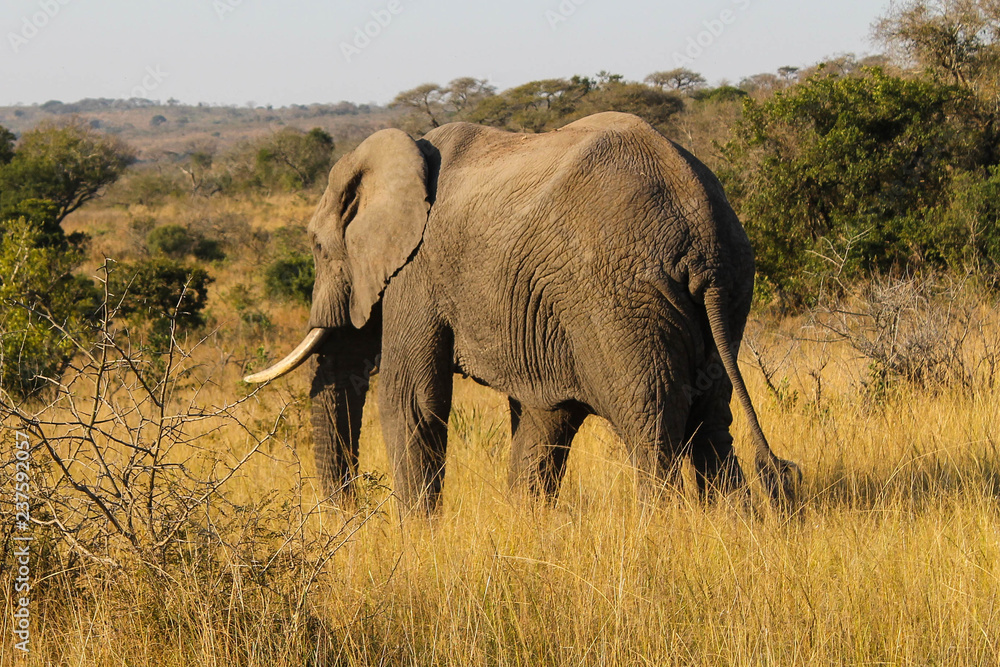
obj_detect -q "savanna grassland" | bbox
[3,188,1000,665]
[4,1,1000,664]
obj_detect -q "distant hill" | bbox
[0,98,401,161]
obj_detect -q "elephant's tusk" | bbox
[243,328,329,383]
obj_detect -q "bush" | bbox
[922,165,1000,278]
[108,257,212,351]
[107,168,184,207]
[264,252,314,304]
[720,68,974,304]
[814,274,1000,392]
[0,217,99,400]
[146,223,226,262]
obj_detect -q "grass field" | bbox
[3,199,1000,665]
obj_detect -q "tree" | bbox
[254,127,335,190]
[721,68,971,302]
[178,140,221,195]
[0,125,14,166]
[0,118,137,225]
[391,83,447,129]
[445,77,496,113]
[467,77,593,132]
[874,0,1000,87]
[0,216,99,399]
[645,68,707,92]
[777,66,801,81]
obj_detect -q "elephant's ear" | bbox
[341,129,430,328]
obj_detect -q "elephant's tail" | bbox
[703,287,799,506]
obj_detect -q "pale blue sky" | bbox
[0,0,890,106]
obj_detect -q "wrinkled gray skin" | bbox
[255,112,799,512]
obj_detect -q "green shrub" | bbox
[146,224,226,262]
[923,166,1000,279]
[146,224,195,257]
[108,257,212,351]
[264,252,314,304]
[720,67,975,304]
[0,218,99,400]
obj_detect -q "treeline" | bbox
[22,98,374,117]
[2,0,999,397]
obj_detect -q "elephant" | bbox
[244,111,800,512]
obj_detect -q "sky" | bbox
[0,0,891,107]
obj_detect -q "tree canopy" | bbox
[0,118,137,225]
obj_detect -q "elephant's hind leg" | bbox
[689,427,746,499]
[508,399,588,499]
[686,353,747,499]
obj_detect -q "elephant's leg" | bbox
[687,345,747,499]
[508,399,587,499]
[378,314,453,515]
[613,383,691,500]
[688,423,746,499]
[309,321,381,500]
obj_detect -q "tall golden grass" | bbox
[3,199,1000,665]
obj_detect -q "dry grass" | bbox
[4,200,1000,665]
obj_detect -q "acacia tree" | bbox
[645,68,707,92]
[391,78,496,133]
[391,83,447,130]
[444,77,496,113]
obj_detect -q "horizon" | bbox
[1,0,888,108]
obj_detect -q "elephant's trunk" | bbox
[243,328,330,383]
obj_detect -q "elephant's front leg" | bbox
[309,322,381,501]
[508,399,587,499]
[378,312,454,515]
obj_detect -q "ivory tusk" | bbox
[243,328,329,383]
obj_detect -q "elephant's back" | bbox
[416,115,744,405]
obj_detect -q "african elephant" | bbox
[245,112,799,512]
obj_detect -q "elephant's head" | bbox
[244,129,430,383]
